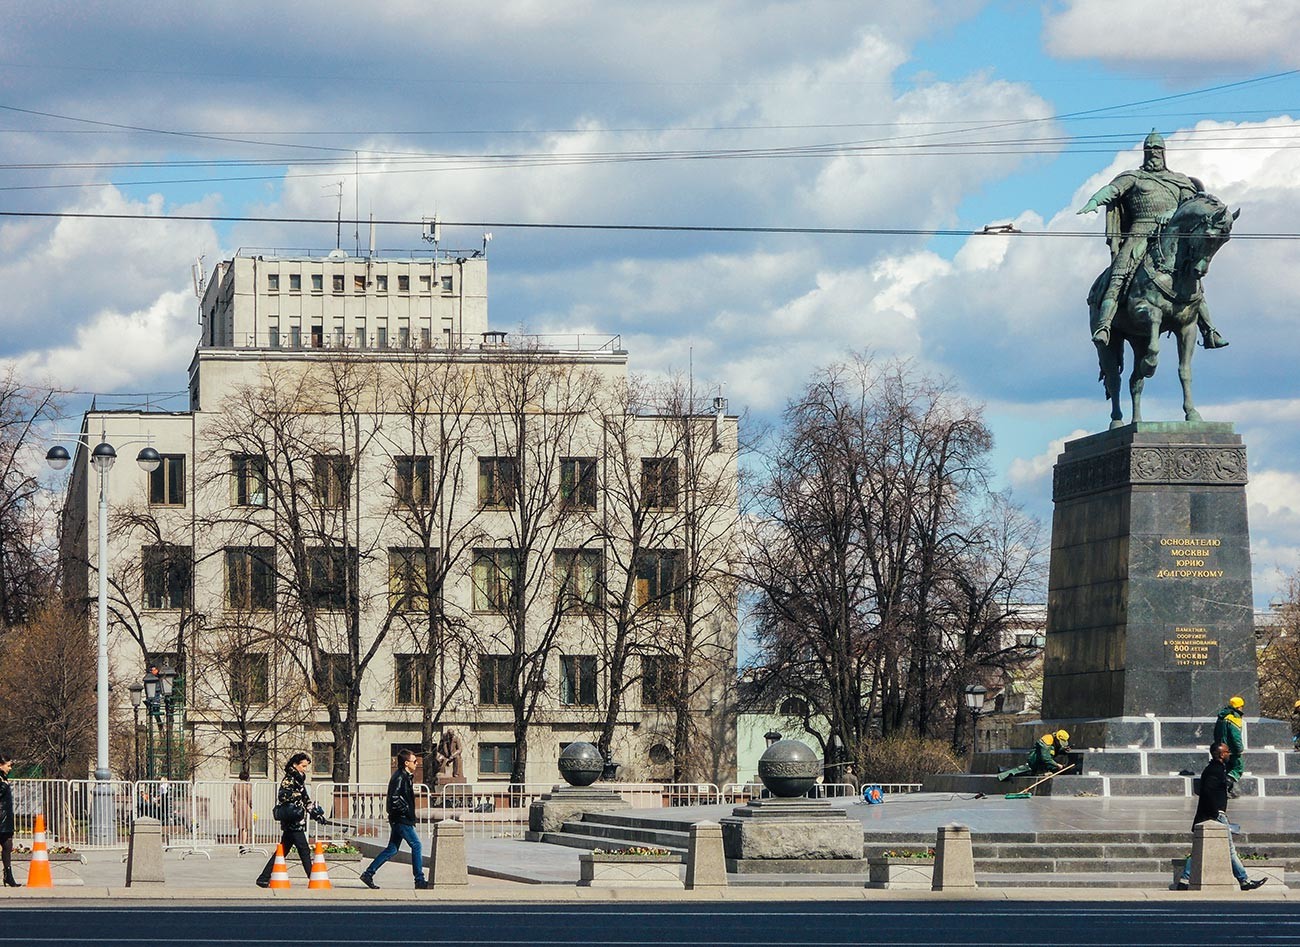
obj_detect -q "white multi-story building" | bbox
[58,248,739,786]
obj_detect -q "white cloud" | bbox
[1043,0,1300,67]
[1008,429,1090,491]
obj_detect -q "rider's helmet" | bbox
[1144,128,1166,154]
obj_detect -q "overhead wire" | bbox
[0,209,1293,242]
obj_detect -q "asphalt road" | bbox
[7,901,1300,946]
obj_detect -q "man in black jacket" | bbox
[1176,742,1265,891]
[361,749,428,889]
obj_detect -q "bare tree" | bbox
[469,344,605,782]
[0,601,95,777]
[0,370,63,631]
[744,355,1038,766]
[1259,572,1300,721]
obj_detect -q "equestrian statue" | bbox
[1077,130,1238,429]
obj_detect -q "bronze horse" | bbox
[1088,193,1239,429]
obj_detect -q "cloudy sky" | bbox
[3,1,1298,602]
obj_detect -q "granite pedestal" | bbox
[526,786,631,837]
[1002,423,1293,795]
[719,797,866,874]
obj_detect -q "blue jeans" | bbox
[1180,813,1247,883]
[364,822,423,880]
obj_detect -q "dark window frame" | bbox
[635,549,683,612]
[148,454,186,507]
[142,543,192,610]
[478,654,515,705]
[225,545,276,611]
[641,457,679,510]
[231,453,268,507]
[559,456,597,509]
[394,455,434,507]
[305,545,358,611]
[471,548,520,614]
[560,654,597,706]
[477,456,517,510]
[389,546,436,613]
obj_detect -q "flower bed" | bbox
[579,851,684,888]
[867,855,935,890]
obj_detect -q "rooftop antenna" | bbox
[325,181,344,250]
[422,214,441,249]
[353,151,360,255]
[190,255,206,325]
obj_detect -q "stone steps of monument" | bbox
[555,816,691,851]
[536,829,688,854]
[580,810,700,834]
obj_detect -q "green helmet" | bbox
[1144,128,1166,153]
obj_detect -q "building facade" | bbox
[58,248,739,786]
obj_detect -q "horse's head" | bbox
[1165,194,1239,280]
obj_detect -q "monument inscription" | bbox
[1163,626,1219,668]
[1155,537,1224,580]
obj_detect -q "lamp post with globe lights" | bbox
[964,683,989,757]
[46,432,160,844]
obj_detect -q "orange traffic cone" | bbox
[268,844,291,889]
[25,813,53,888]
[307,842,332,890]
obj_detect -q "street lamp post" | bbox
[159,664,177,779]
[142,667,160,781]
[128,683,143,781]
[964,684,989,757]
[47,433,159,845]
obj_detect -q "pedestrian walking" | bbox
[231,769,254,849]
[0,753,17,887]
[1176,742,1266,891]
[1213,696,1245,797]
[255,752,323,888]
[360,749,428,889]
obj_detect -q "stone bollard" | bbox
[931,823,975,891]
[1189,819,1236,891]
[685,820,728,889]
[429,819,469,887]
[125,816,166,887]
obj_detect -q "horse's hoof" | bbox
[1186,411,1203,422]
[1109,419,1126,430]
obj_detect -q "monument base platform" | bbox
[526,786,631,836]
[720,797,864,864]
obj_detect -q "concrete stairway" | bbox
[535,811,1299,886]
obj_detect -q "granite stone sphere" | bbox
[557,741,604,787]
[757,739,821,797]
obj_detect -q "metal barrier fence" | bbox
[6,777,921,849]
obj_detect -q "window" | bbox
[559,457,597,509]
[394,653,425,705]
[478,655,515,705]
[389,547,435,612]
[779,696,809,717]
[376,275,388,292]
[231,453,267,507]
[229,653,269,705]
[555,549,602,611]
[311,274,323,293]
[332,274,345,293]
[225,546,275,611]
[648,743,672,765]
[229,741,269,777]
[399,326,410,347]
[641,457,678,510]
[311,742,335,777]
[635,549,682,612]
[267,273,279,292]
[376,327,388,349]
[560,655,597,706]
[306,546,357,611]
[420,327,431,348]
[478,742,514,777]
[418,274,431,292]
[333,326,344,347]
[314,653,350,703]
[269,327,281,348]
[289,273,301,292]
[441,275,453,293]
[398,274,410,292]
[290,326,302,348]
[472,549,519,613]
[148,454,186,506]
[641,655,678,706]
[353,275,365,292]
[478,457,516,510]
[142,544,191,609]
[312,454,351,508]
[394,455,433,506]
[354,326,366,349]
[311,325,323,348]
